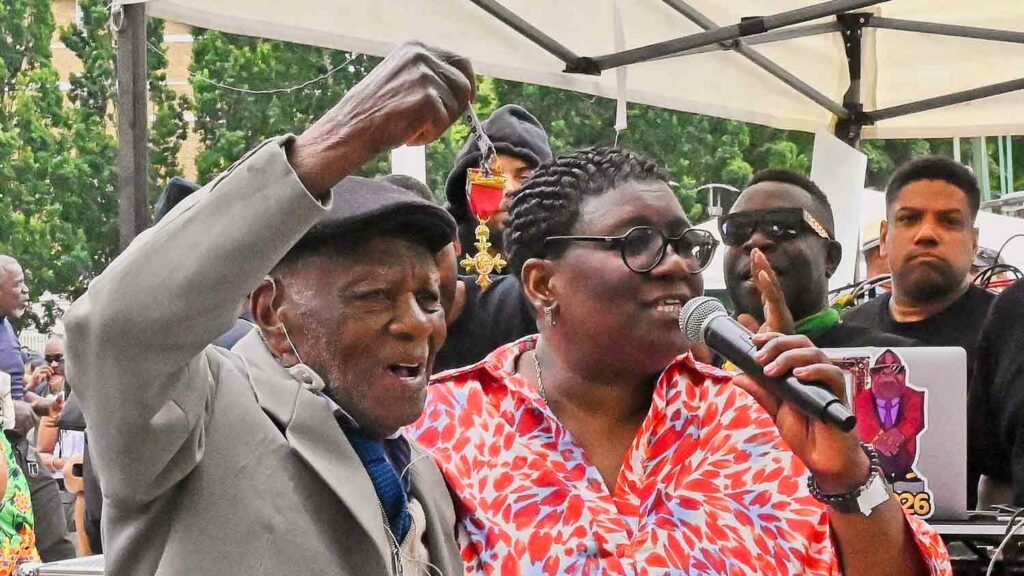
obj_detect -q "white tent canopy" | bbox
[118,0,1024,139]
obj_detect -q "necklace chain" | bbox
[532,349,547,401]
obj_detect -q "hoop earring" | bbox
[543,303,557,326]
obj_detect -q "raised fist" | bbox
[290,42,475,194]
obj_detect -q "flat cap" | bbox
[290,176,456,256]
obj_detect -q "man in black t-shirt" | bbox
[842,156,996,508]
[722,169,914,349]
[967,280,1024,508]
[427,106,551,372]
[433,274,536,373]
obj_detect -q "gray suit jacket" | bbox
[64,137,463,576]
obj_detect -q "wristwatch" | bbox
[807,443,893,517]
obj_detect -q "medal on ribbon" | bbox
[460,107,507,288]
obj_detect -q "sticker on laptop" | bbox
[833,349,934,519]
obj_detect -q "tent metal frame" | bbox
[116,0,1024,245]
[117,3,150,249]
[468,0,1024,148]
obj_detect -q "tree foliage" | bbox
[189,31,386,183]
[186,34,820,221]
[4,15,1016,333]
[186,31,1021,226]
[147,18,190,203]
[0,0,185,331]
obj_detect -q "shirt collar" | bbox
[319,392,404,440]
[474,334,730,407]
[876,396,901,407]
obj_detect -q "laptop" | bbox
[824,346,968,522]
[17,555,104,576]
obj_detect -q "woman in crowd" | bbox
[410,147,949,575]
[0,372,39,574]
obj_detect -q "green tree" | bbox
[0,0,188,331]
[147,18,190,203]
[184,30,820,217]
[0,0,104,330]
[187,33,977,225]
[488,79,816,221]
[189,30,386,184]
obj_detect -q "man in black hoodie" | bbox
[433,105,552,373]
[445,104,553,259]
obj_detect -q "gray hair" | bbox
[0,256,19,282]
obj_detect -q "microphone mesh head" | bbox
[679,296,727,344]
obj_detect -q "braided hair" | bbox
[504,147,669,278]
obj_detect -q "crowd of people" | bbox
[0,41,1022,575]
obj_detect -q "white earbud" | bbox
[262,276,327,393]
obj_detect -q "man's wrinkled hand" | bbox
[290,42,475,195]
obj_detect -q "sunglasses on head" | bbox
[718,208,832,247]
[870,363,905,376]
[544,226,719,274]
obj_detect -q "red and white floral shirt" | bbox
[410,336,951,575]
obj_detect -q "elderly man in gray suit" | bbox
[64,42,474,576]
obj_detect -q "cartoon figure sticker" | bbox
[834,349,934,518]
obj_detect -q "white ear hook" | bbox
[262,276,326,393]
[287,364,325,393]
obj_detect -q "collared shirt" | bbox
[876,397,903,429]
[409,336,951,575]
[317,391,412,493]
[0,318,24,401]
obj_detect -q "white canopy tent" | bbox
[117,0,1024,138]
[110,0,1024,245]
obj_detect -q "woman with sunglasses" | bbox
[410,148,948,575]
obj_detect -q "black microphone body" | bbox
[681,297,856,432]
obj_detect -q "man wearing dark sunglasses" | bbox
[25,336,66,399]
[722,169,914,349]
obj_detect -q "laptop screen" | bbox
[825,347,968,521]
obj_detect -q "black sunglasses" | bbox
[718,208,832,247]
[544,226,718,274]
[44,354,64,364]
[870,363,906,377]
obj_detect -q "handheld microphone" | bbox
[680,297,856,432]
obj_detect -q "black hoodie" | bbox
[444,105,552,253]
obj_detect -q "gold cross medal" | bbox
[461,167,507,289]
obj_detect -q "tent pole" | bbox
[869,18,1024,45]
[115,2,150,251]
[973,137,992,203]
[1009,137,1014,193]
[662,0,847,118]
[586,0,888,72]
[465,0,593,73]
[662,22,841,57]
[867,77,1024,122]
[834,13,869,148]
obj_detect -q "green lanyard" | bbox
[794,307,841,340]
